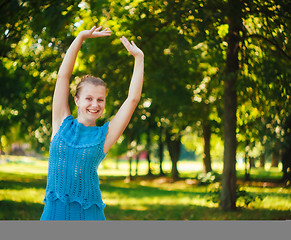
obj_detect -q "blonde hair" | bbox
[75,75,106,98]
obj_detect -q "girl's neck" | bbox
[76,116,96,127]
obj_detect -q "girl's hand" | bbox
[79,26,111,40]
[120,36,144,58]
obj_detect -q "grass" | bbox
[0,155,290,220]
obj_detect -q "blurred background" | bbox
[0,0,290,220]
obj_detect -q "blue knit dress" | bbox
[40,115,109,221]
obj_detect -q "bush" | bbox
[196,171,218,185]
[207,184,264,208]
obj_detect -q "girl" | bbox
[40,26,144,220]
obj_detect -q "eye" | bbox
[86,97,92,101]
[98,99,104,102]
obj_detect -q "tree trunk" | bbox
[128,156,133,181]
[146,128,153,176]
[220,0,242,211]
[135,135,141,176]
[250,157,256,168]
[282,147,291,185]
[127,130,134,182]
[159,127,165,176]
[259,153,265,169]
[281,116,291,185]
[135,153,140,176]
[166,130,181,181]
[271,152,279,168]
[202,123,212,173]
[244,152,250,181]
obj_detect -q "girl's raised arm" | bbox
[104,36,144,153]
[52,26,111,139]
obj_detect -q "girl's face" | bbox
[74,83,106,126]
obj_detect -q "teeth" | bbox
[88,110,98,113]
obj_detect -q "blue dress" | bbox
[40,115,109,221]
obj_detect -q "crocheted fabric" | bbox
[43,115,109,210]
[40,198,106,220]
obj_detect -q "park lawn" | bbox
[0,156,290,220]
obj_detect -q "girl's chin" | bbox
[86,113,100,120]
[79,112,101,120]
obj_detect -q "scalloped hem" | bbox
[43,192,105,210]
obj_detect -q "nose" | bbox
[91,101,97,107]
[91,100,99,108]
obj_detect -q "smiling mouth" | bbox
[87,109,99,114]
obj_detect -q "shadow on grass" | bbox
[0,200,44,220]
[104,203,291,220]
[1,199,290,221]
[0,174,47,190]
[1,172,290,220]
[100,181,210,200]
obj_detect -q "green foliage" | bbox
[236,0,291,156]
[0,0,81,153]
[107,135,128,158]
[236,188,264,208]
[207,184,264,208]
[0,0,290,189]
[196,171,218,185]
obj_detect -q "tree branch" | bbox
[244,33,291,60]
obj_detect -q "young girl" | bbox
[40,26,144,220]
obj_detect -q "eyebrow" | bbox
[85,95,105,99]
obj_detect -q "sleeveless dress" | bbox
[40,115,109,221]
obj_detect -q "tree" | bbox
[165,128,182,180]
[220,0,242,210]
[281,115,291,185]
[0,0,80,153]
[215,0,291,210]
[157,126,166,176]
[238,0,291,181]
[88,0,200,180]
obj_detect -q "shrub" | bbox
[207,184,264,208]
[196,171,218,185]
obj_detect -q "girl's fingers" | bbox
[121,37,139,53]
[121,38,131,50]
[90,26,97,33]
[120,36,127,44]
[122,36,131,46]
[120,36,143,56]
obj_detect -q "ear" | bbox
[74,96,79,107]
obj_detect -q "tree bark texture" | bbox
[146,128,153,176]
[135,135,141,176]
[271,152,279,168]
[282,148,291,185]
[158,128,165,176]
[250,157,256,168]
[127,129,134,181]
[128,156,133,181]
[135,153,140,176]
[202,123,212,173]
[244,153,250,181]
[259,153,265,169]
[166,131,181,181]
[281,116,291,185]
[220,0,242,211]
